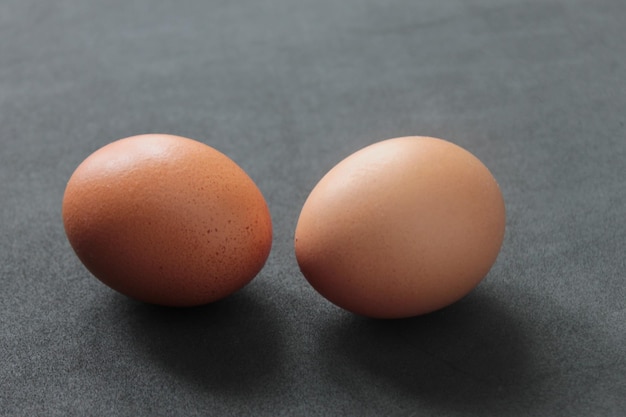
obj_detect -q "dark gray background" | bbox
[1,0,625,416]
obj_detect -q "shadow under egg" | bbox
[109,288,285,396]
[318,289,532,411]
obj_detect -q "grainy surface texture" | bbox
[1,1,625,416]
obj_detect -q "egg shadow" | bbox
[105,288,285,396]
[319,289,532,411]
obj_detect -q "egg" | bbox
[294,136,505,318]
[62,134,272,306]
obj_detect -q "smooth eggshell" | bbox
[62,134,272,306]
[294,136,505,318]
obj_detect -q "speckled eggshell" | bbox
[294,136,505,318]
[62,134,272,306]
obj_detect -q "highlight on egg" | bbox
[294,136,506,319]
[62,134,273,307]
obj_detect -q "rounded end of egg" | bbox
[62,134,272,307]
[294,136,505,319]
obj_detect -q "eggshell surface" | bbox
[62,134,272,306]
[294,136,505,318]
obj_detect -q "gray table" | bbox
[2,1,625,416]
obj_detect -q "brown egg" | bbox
[62,134,272,306]
[294,136,505,318]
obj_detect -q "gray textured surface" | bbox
[1,1,625,416]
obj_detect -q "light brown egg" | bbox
[62,134,272,306]
[294,136,505,318]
